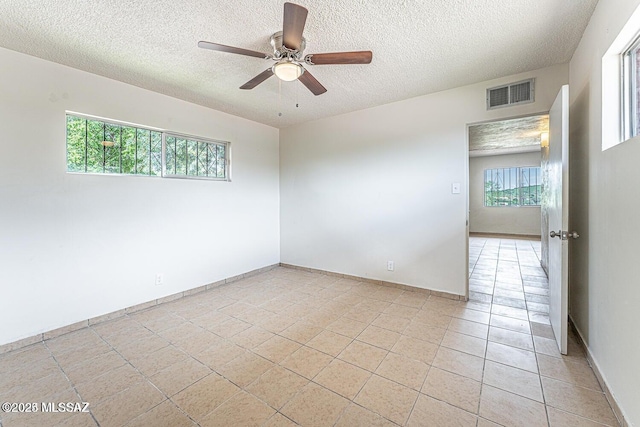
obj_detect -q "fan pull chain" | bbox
[278,79,282,117]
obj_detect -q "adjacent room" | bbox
[468,114,547,239]
[0,0,638,426]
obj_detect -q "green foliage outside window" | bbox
[484,167,541,207]
[66,115,162,176]
[165,136,226,179]
[66,114,227,180]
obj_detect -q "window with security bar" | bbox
[484,167,541,207]
[165,134,227,179]
[622,35,640,139]
[66,114,229,181]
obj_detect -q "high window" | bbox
[66,113,229,181]
[165,134,226,179]
[623,36,640,139]
[484,167,541,207]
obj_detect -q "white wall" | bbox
[569,0,640,424]
[0,47,280,346]
[280,64,567,296]
[469,151,542,236]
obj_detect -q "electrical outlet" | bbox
[155,273,164,285]
[387,261,394,271]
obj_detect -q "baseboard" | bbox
[279,263,467,302]
[568,316,630,427]
[469,232,541,240]
[0,263,280,355]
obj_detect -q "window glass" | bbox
[484,167,541,207]
[66,114,228,180]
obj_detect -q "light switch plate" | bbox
[452,182,461,194]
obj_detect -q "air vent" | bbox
[487,78,535,110]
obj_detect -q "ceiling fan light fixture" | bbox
[273,61,303,81]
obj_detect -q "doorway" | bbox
[465,113,549,299]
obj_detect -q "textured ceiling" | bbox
[0,0,597,128]
[469,114,549,155]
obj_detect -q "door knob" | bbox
[550,230,580,240]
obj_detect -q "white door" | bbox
[547,85,577,355]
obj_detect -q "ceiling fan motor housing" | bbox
[270,31,305,61]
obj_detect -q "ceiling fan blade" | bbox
[240,68,274,90]
[198,41,268,59]
[305,51,373,65]
[282,2,308,51]
[298,69,327,96]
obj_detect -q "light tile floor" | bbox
[0,237,619,426]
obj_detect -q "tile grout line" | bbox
[88,316,204,426]
[517,239,552,427]
[41,339,101,427]
[478,236,494,425]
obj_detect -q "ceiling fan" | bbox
[198,2,372,96]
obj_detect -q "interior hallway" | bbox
[0,238,619,426]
